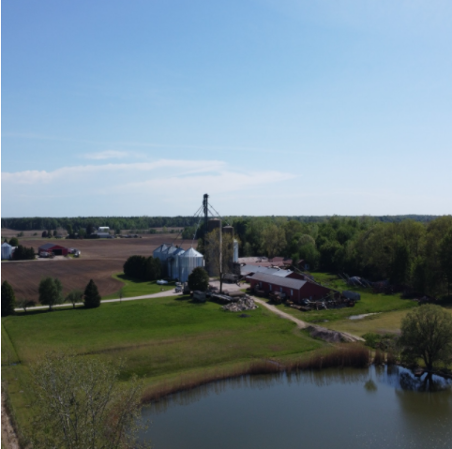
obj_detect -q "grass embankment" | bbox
[2,294,324,440]
[273,273,418,336]
[101,273,175,299]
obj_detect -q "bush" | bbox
[188,267,209,292]
[12,245,35,260]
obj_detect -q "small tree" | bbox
[84,279,101,308]
[38,277,64,311]
[123,255,147,279]
[400,304,452,370]
[16,298,36,312]
[1,280,16,316]
[188,267,209,292]
[65,289,83,309]
[41,231,48,238]
[9,237,19,247]
[30,354,149,449]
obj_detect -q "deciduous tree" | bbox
[188,267,209,292]
[30,353,149,449]
[38,277,64,311]
[400,304,452,370]
[65,289,83,309]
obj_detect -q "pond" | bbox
[139,366,452,449]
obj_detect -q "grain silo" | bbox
[153,243,169,262]
[1,243,14,260]
[167,247,185,279]
[178,247,204,282]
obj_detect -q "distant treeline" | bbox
[1,215,439,232]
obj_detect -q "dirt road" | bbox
[253,297,363,342]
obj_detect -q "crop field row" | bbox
[1,232,191,300]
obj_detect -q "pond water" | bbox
[139,366,452,449]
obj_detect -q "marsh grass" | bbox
[141,345,371,404]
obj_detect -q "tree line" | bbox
[228,215,452,299]
[1,278,101,315]
[2,214,438,232]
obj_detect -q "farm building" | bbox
[153,244,205,282]
[1,242,14,260]
[96,227,112,238]
[247,272,332,304]
[38,243,69,256]
[240,265,294,278]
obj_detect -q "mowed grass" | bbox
[273,272,417,326]
[101,273,175,299]
[3,295,323,380]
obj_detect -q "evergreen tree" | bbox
[1,280,16,316]
[84,279,101,308]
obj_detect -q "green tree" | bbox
[9,237,19,246]
[38,277,64,311]
[84,279,101,308]
[123,255,147,279]
[188,267,209,292]
[30,354,148,449]
[438,229,452,296]
[399,304,452,370]
[260,224,286,259]
[1,280,16,316]
[16,298,36,312]
[143,256,161,281]
[65,289,83,309]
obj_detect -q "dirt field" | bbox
[1,232,192,301]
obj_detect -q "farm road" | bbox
[14,289,181,312]
[252,296,364,343]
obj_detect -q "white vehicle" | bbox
[156,280,168,285]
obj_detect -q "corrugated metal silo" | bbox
[1,243,13,260]
[233,239,239,263]
[178,247,204,282]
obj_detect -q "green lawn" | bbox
[101,273,175,299]
[2,294,324,439]
[273,272,417,326]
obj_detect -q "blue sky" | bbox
[2,0,452,217]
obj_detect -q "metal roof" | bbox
[240,265,292,277]
[38,243,67,250]
[179,247,203,258]
[247,272,308,290]
[1,242,12,247]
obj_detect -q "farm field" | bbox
[1,295,324,440]
[1,232,191,300]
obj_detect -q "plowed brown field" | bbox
[1,233,191,300]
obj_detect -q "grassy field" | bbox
[272,272,418,334]
[2,294,324,440]
[101,274,175,299]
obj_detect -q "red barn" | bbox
[38,243,69,256]
[247,272,331,303]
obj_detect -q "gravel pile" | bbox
[222,297,258,312]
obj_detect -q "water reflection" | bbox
[143,366,452,449]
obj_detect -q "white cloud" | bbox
[83,150,131,160]
[1,159,296,216]
[1,159,227,185]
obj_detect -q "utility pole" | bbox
[219,219,223,294]
[203,193,208,249]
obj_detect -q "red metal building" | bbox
[38,243,69,256]
[247,272,331,303]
